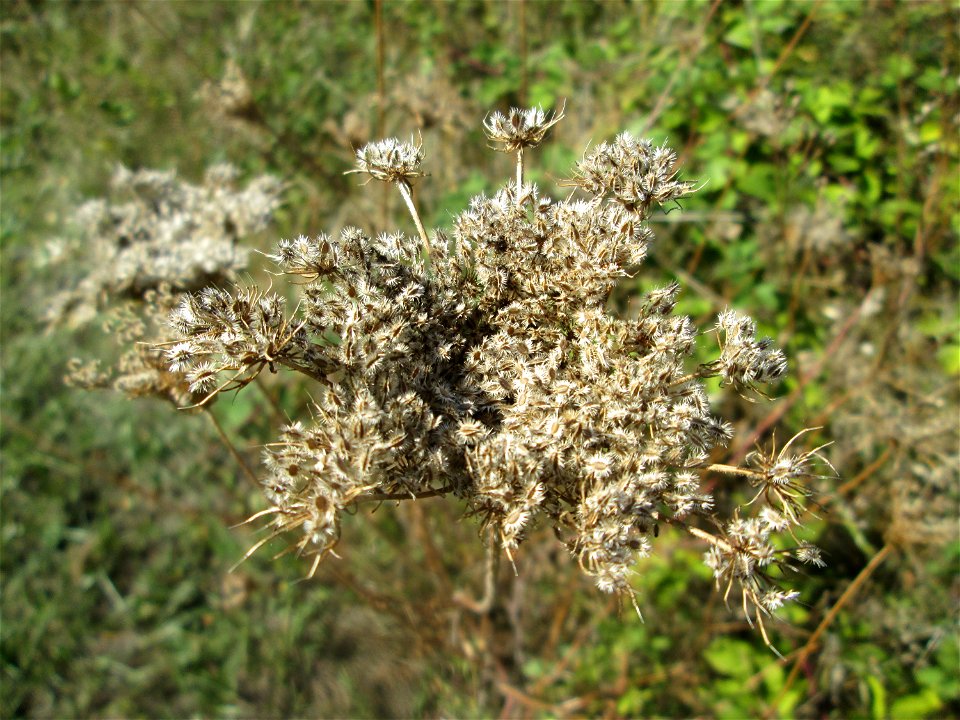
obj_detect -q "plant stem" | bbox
[277,358,331,385]
[670,371,704,387]
[687,525,734,553]
[518,0,528,105]
[705,463,763,480]
[254,375,287,426]
[770,542,895,716]
[397,180,431,260]
[453,526,500,614]
[358,484,454,503]
[374,0,388,229]
[204,408,258,485]
[374,0,385,139]
[516,148,524,199]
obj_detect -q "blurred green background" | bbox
[2,1,957,718]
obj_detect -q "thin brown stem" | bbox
[358,484,454,503]
[770,543,896,715]
[518,0,527,106]
[204,408,258,485]
[253,375,287,425]
[730,287,877,466]
[374,0,385,139]
[836,444,892,497]
[670,370,710,387]
[730,0,822,121]
[516,148,524,198]
[374,0,388,230]
[454,527,500,614]
[277,357,331,385]
[403,501,454,595]
[705,463,763,480]
[641,0,722,134]
[687,525,733,552]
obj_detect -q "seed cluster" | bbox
[49,164,282,327]
[60,165,283,408]
[162,108,824,643]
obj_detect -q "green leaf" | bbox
[616,687,647,715]
[735,163,777,199]
[704,637,756,679]
[889,689,944,719]
[855,126,880,160]
[776,687,804,717]
[939,344,960,377]
[724,21,754,50]
[919,121,941,145]
[867,674,887,719]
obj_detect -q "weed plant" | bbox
[3,2,957,718]
[139,107,827,654]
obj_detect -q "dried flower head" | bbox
[149,107,826,650]
[571,133,695,214]
[744,428,834,526]
[352,137,426,186]
[483,104,565,152]
[48,164,282,327]
[698,509,825,654]
[712,309,788,393]
[58,165,283,407]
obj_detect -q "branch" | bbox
[357,484,455,503]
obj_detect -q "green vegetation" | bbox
[2,1,957,717]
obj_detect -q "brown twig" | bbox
[770,543,896,715]
[641,0,723,134]
[358,484,454,503]
[730,1,822,121]
[518,0,528,106]
[374,0,389,229]
[729,287,879,466]
[404,500,454,596]
[454,527,500,614]
[836,444,892,497]
[204,407,258,485]
[253,375,287,426]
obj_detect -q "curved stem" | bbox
[254,375,287,425]
[770,543,895,715]
[454,526,500,614]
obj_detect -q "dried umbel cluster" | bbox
[60,164,282,406]
[66,285,202,407]
[49,163,282,327]
[164,107,826,648]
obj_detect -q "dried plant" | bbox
[58,164,282,407]
[140,107,826,650]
